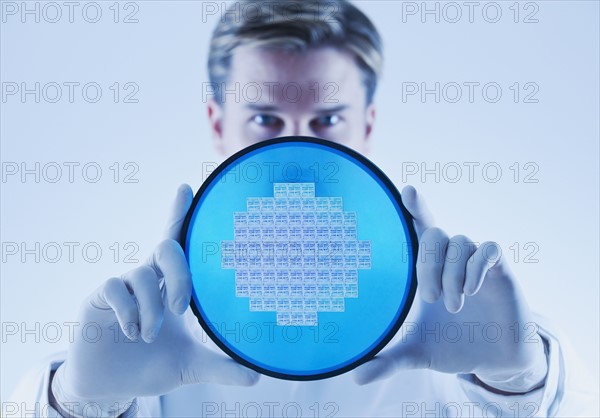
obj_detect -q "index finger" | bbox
[164,184,194,242]
[148,239,192,314]
[401,185,435,238]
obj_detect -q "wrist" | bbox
[476,335,549,394]
[50,363,136,418]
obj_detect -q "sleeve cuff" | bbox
[49,364,137,418]
[7,351,162,418]
[457,323,564,417]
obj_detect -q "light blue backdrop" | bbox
[1,0,598,403]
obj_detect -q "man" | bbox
[12,1,566,416]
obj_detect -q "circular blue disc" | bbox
[181,136,417,380]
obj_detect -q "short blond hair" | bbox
[208,0,383,104]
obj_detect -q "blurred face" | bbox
[208,45,376,157]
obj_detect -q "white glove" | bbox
[51,185,259,418]
[354,186,548,393]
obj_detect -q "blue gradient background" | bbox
[1,0,598,406]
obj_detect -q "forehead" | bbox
[228,45,365,107]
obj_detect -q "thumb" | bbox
[164,184,194,243]
[401,185,435,238]
[181,348,260,387]
[353,355,397,385]
[353,340,429,385]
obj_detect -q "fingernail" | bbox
[123,323,139,340]
[126,330,139,341]
[146,328,160,342]
[175,298,189,314]
[446,297,463,313]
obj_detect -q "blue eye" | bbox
[311,114,341,129]
[252,114,283,129]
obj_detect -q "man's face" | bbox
[208,45,376,157]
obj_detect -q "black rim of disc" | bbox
[180,136,418,381]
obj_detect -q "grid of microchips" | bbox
[221,183,371,326]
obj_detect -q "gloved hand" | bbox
[354,186,548,393]
[51,185,259,418]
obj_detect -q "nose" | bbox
[281,120,312,138]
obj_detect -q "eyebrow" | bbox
[244,104,351,113]
[245,104,280,112]
[314,105,349,114]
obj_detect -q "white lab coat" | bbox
[7,313,597,417]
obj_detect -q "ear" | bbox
[363,102,376,153]
[207,97,226,156]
